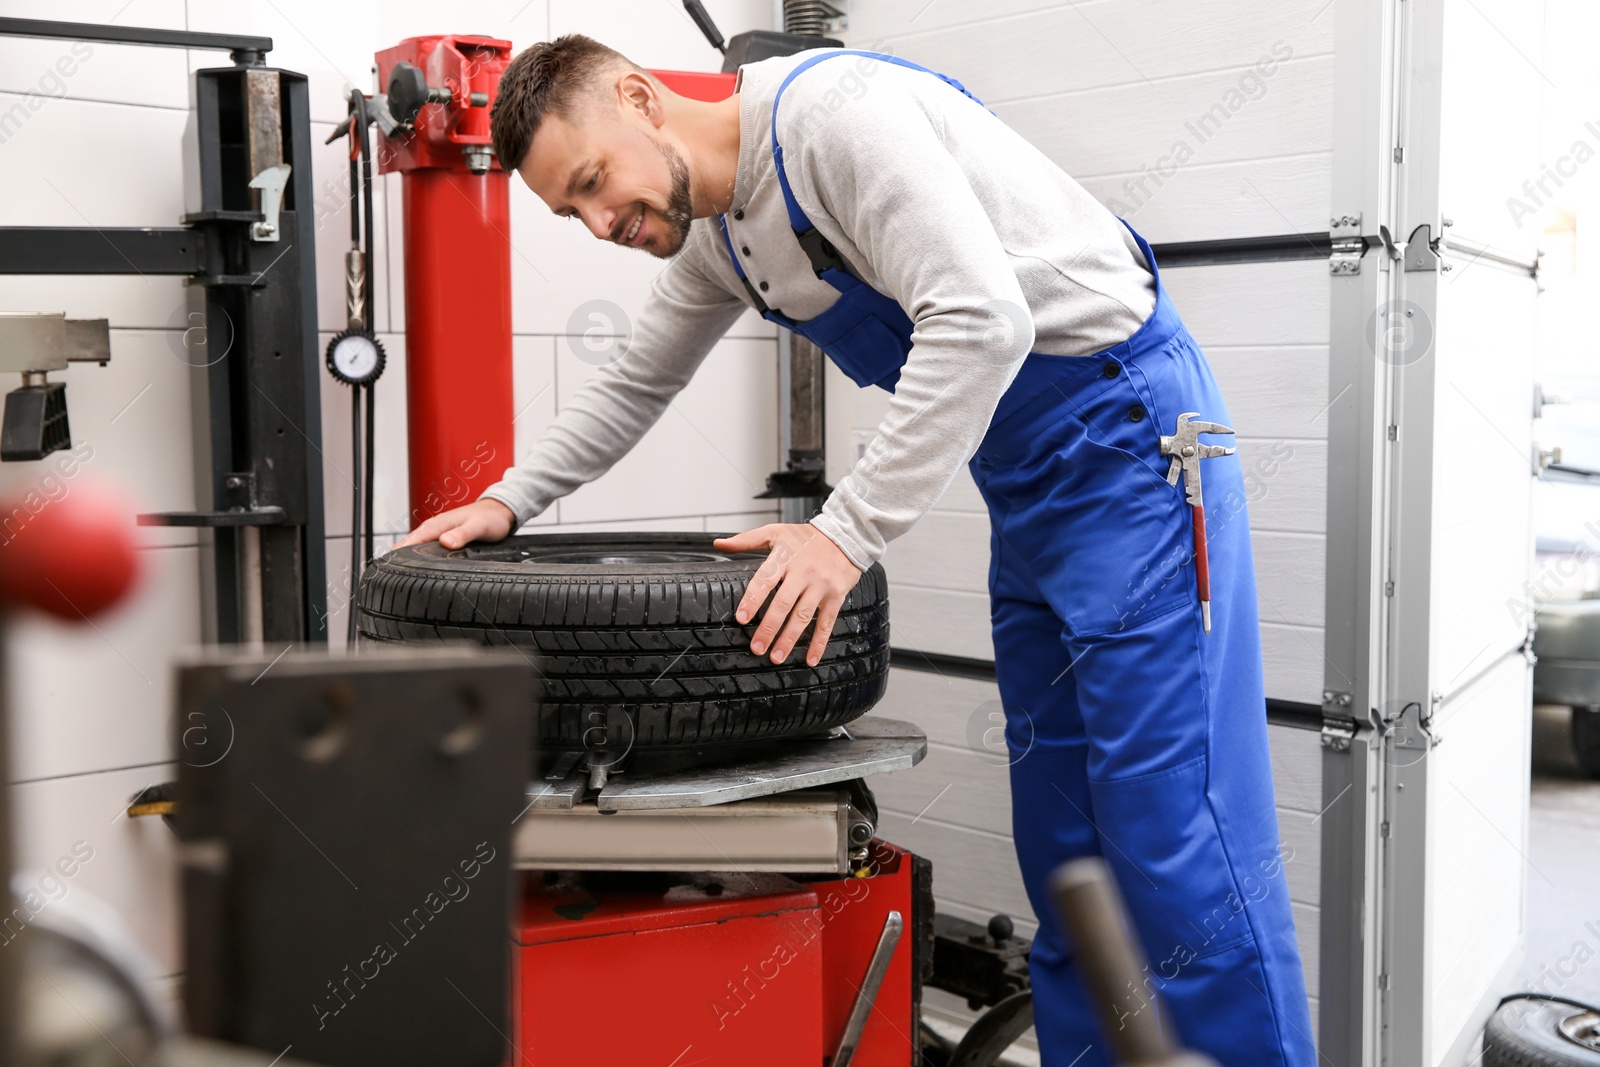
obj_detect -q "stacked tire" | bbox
[355,533,890,752]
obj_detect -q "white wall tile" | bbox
[508,195,774,340]
[552,337,778,524]
[547,0,774,70]
[382,173,406,336]
[0,0,189,111]
[185,0,381,125]
[376,2,550,47]
[309,119,395,335]
[507,335,560,529]
[10,762,183,976]
[0,94,190,329]
[317,331,416,540]
[7,545,200,782]
[0,328,201,550]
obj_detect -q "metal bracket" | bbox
[136,471,285,527]
[1329,212,1364,275]
[247,163,290,242]
[1403,223,1440,272]
[833,910,903,1067]
[1321,688,1357,751]
[1321,717,1357,752]
[523,716,926,812]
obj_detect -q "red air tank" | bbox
[375,35,515,528]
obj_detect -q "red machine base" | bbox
[514,842,926,1066]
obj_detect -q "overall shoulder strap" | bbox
[768,50,986,274]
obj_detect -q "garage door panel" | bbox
[890,585,995,660]
[1262,622,1326,706]
[1296,902,1322,1003]
[1207,346,1331,441]
[995,56,1332,194]
[872,742,1013,839]
[1269,722,1324,814]
[1162,261,1330,347]
[878,810,1033,924]
[882,510,989,596]
[1236,437,1328,535]
[872,670,998,750]
[1428,262,1539,686]
[861,0,1332,107]
[553,338,778,524]
[847,0,1064,39]
[1423,654,1532,1057]
[1254,532,1325,629]
[1079,155,1332,244]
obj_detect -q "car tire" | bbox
[1483,996,1600,1066]
[355,532,889,752]
[1573,707,1600,780]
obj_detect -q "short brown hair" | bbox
[491,35,642,172]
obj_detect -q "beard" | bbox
[646,138,695,259]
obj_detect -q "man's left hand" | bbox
[712,523,864,667]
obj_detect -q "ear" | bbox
[615,69,665,128]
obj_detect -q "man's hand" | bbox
[713,523,863,667]
[394,498,517,551]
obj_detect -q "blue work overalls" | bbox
[720,50,1317,1067]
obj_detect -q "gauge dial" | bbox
[326,330,386,386]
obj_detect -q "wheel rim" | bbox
[441,539,761,567]
[506,550,739,565]
[1559,1009,1600,1052]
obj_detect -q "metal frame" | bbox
[1321,3,1543,1063]
[0,20,327,645]
[1318,2,1406,1062]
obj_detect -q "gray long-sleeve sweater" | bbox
[479,49,1156,570]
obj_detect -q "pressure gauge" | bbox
[326,329,386,386]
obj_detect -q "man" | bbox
[397,35,1314,1066]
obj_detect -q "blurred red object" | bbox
[0,480,140,619]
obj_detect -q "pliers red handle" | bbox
[1158,412,1235,633]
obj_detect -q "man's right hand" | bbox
[393,498,517,551]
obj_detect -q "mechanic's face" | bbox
[518,98,694,260]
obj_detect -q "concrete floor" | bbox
[1512,704,1600,1006]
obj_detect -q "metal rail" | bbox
[888,648,1322,728]
[1150,232,1338,268]
[0,17,271,60]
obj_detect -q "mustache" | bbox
[609,207,641,244]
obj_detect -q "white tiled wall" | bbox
[1,0,780,995]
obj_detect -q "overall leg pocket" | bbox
[1087,756,1256,971]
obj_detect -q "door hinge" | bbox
[1329,212,1364,275]
[1403,223,1441,272]
[1385,579,1395,597]
[1320,715,1357,752]
[1387,424,1398,441]
[1393,145,1404,164]
[1380,821,1390,839]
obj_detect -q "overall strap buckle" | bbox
[796,228,849,276]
